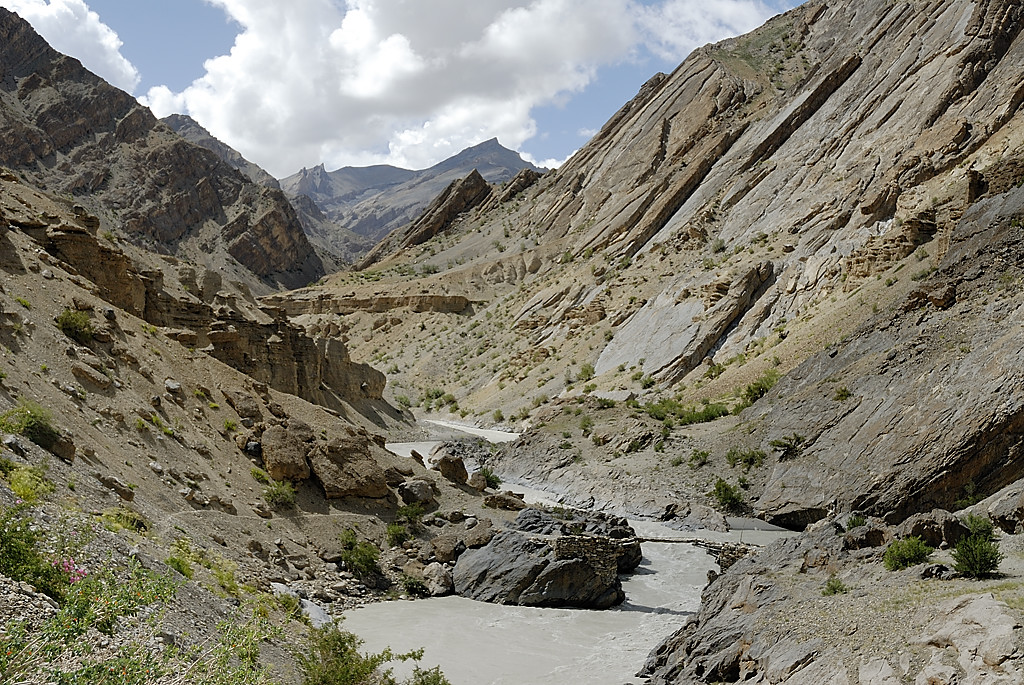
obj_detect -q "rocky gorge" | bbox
[2,0,1024,682]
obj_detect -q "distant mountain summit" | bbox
[281,138,544,254]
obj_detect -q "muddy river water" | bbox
[343,424,788,684]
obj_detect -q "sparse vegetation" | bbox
[822,574,848,596]
[711,478,743,511]
[479,467,502,490]
[0,398,61,450]
[688,449,710,469]
[952,514,1001,579]
[297,623,451,685]
[833,386,852,401]
[846,514,867,529]
[883,536,933,571]
[769,433,806,461]
[725,447,766,472]
[263,479,297,509]
[386,523,410,547]
[643,397,729,426]
[338,529,382,582]
[55,308,93,344]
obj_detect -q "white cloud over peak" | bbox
[0,0,139,92]
[143,0,645,177]
[8,0,791,177]
[639,0,776,62]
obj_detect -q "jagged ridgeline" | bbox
[0,7,322,294]
[282,0,1024,529]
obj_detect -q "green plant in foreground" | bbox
[250,467,271,485]
[339,529,381,582]
[688,449,710,469]
[297,623,451,685]
[401,574,430,598]
[263,479,297,509]
[0,398,61,450]
[822,574,848,596]
[952,515,1002,579]
[883,536,933,571]
[55,308,93,344]
[0,504,69,600]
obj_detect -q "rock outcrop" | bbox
[451,508,641,609]
[358,169,493,269]
[640,513,1024,684]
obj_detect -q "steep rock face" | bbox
[0,9,323,292]
[31,195,386,419]
[505,0,1024,382]
[750,182,1024,527]
[162,114,280,189]
[358,169,493,268]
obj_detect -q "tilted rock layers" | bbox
[0,9,323,292]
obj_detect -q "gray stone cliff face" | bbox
[0,8,323,293]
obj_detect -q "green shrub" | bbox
[952,533,1002,579]
[725,447,766,472]
[833,386,852,401]
[643,398,729,425]
[492,409,505,423]
[250,467,271,485]
[738,369,780,408]
[397,503,425,527]
[596,398,617,409]
[0,504,69,600]
[769,434,806,461]
[688,449,710,469]
[883,537,933,571]
[0,398,61,450]
[386,524,410,547]
[55,308,93,344]
[711,478,743,512]
[846,514,867,529]
[401,574,430,598]
[7,464,54,503]
[577,363,595,382]
[962,513,995,540]
[297,624,451,685]
[263,480,297,509]
[479,467,501,490]
[166,555,194,579]
[224,419,238,432]
[579,415,594,436]
[822,574,848,596]
[339,529,381,581]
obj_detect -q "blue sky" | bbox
[1,0,800,177]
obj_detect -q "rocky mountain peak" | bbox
[0,8,322,293]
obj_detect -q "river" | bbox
[342,424,789,684]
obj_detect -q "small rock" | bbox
[164,379,182,394]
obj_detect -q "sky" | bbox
[0,0,800,178]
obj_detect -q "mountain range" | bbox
[2,0,1024,683]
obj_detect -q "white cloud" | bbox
[0,0,139,92]
[138,0,642,177]
[8,0,788,177]
[639,0,777,62]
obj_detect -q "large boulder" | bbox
[895,509,968,548]
[452,528,629,609]
[260,425,310,481]
[398,478,436,505]
[422,562,454,597]
[431,451,468,485]
[517,558,624,609]
[308,436,389,498]
[452,531,552,605]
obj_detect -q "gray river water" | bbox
[343,425,788,684]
